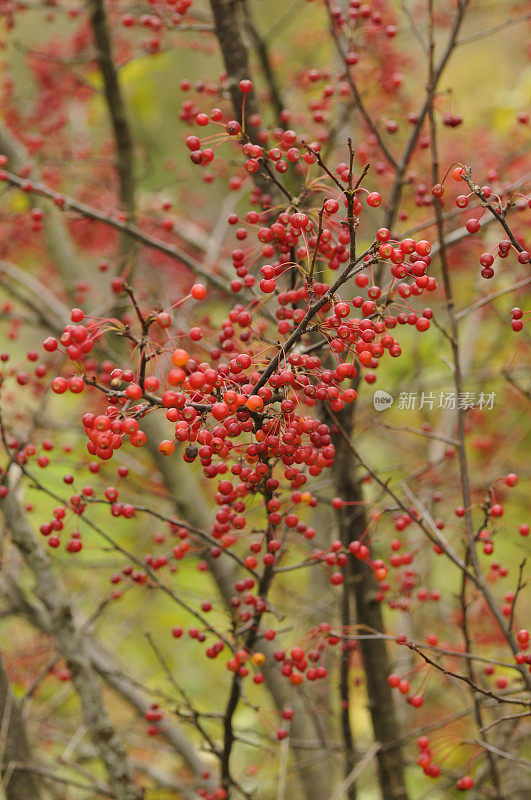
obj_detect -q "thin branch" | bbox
[425,0,531,698]
[0,169,231,294]
[455,277,531,321]
[328,742,382,800]
[461,170,527,253]
[466,740,531,769]
[384,0,471,230]
[4,763,111,798]
[371,418,459,446]
[456,13,531,46]
[323,0,398,170]
[480,711,531,733]
[239,0,285,122]
[404,641,528,707]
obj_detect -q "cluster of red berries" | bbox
[39,506,83,552]
[329,1,398,38]
[432,167,530,282]
[386,672,423,708]
[185,110,319,180]
[416,736,441,779]
[268,624,353,686]
[44,307,96,360]
[144,703,164,736]
[120,0,196,52]
[510,307,525,332]
[515,629,531,669]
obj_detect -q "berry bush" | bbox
[0,2,529,800]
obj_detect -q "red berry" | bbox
[239,80,253,94]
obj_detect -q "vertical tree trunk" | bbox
[88,0,135,218]
[332,405,409,800]
[0,654,44,800]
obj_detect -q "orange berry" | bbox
[159,440,175,456]
[251,652,265,666]
[171,349,189,367]
[246,395,264,412]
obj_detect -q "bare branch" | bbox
[0,492,143,800]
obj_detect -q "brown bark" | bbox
[0,654,44,800]
[208,0,275,200]
[208,0,261,129]
[89,0,135,218]
[332,406,409,800]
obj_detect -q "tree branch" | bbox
[88,0,135,218]
[0,491,143,800]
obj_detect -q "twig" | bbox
[466,739,531,769]
[481,711,531,733]
[384,0,471,230]
[239,0,285,122]
[328,742,382,800]
[275,727,290,800]
[371,418,459,446]
[456,277,531,321]
[461,170,527,253]
[323,0,397,170]
[509,559,527,631]
[404,641,529,706]
[456,13,531,46]
[4,762,112,797]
